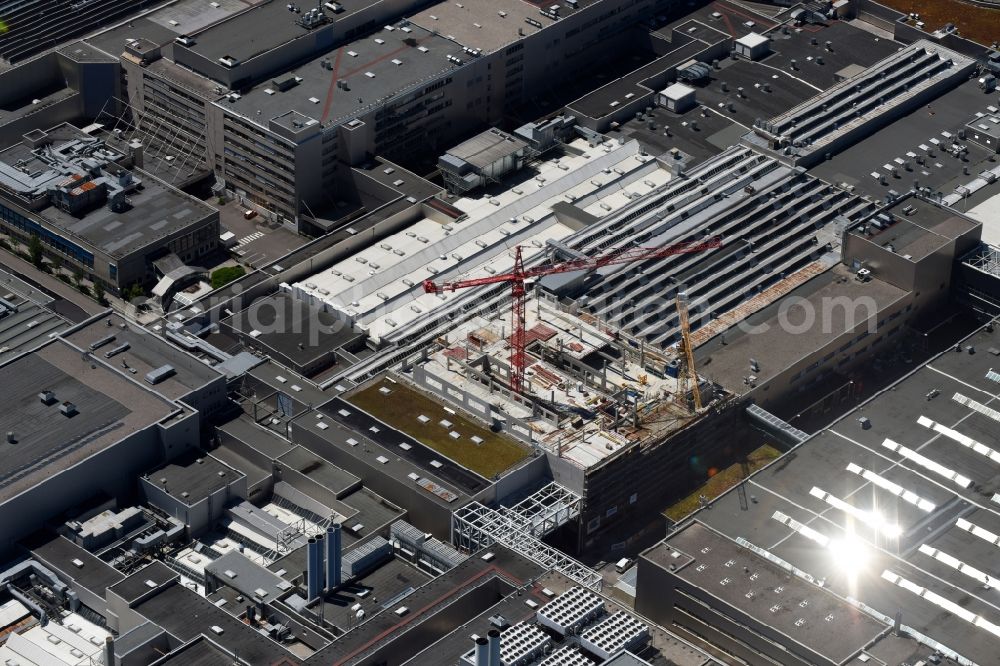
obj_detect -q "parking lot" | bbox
[216,200,308,268]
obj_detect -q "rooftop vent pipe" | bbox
[307,538,321,600]
[487,629,501,666]
[327,524,342,588]
[475,636,489,666]
[316,533,326,590]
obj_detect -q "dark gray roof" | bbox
[0,352,129,493]
[109,561,179,604]
[144,451,243,505]
[0,127,217,261]
[308,546,545,664]
[224,24,464,128]
[150,636,234,666]
[222,292,363,368]
[62,313,222,401]
[656,522,885,664]
[670,323,1000,666]
[808,78,999,201]
[0,339,178,502]
[277,446,361,498]
[23,531,125,597]
[132,582,292,665]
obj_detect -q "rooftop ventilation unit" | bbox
[145,365,176,385]
[89,334,116,351]
[60,402,78,417]
[39,390,57,405]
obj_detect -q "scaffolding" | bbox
[963,242,1000,277]
[93,97,209,186]
[452,483,601,591]
[505,482,582,538]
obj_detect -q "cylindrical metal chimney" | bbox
[104,636,114,666]
[307,538,320,600]
[474,636,489,666]
[327,524,342,588]
[487,629,501,666]
[316,533,326,592]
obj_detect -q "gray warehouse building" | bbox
[0,312,226,555]
[637,323,1000,666]
[78,0,673,231]
[0,124,219,292]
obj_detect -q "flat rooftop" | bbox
[222,292,364,369]
[810,77,1000,203]
[179,0,371,65]
[409,0,548,53]
[62,313,222,402]
[23,531,126,597]
[276,445,362,497]
[308,393,488,497]
[309,545,545,664]
[655,521,887,664]
[675,323,1000,666]
[850,197,980,262]
[696,264,909,393]
[144,450,243,505]
[0,339,177,503]
[223,23,464,127]
[41,173,215,260]
[756,18,901,91]
[313,555,432,631]
[0,126,217,261]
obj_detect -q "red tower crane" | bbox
[423,236,723,395]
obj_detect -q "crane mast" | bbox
[676,292,702,412]
[424,236,722,395]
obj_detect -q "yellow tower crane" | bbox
[675,292,702,412]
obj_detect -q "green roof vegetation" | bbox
[664,444,782,523]
[211,265,246,289]
[349,378,531,479]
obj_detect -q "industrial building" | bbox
[0,311,226,555]
[2,1,1000,665]
[0,42,120,150]
[0,0,151,65]
[0,123,219,292]
[4,518,715,666]
[746,41,976,167]
[636,322,1000,666]
[68,0,679,230]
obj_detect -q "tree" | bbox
[125,283,145,302]
[72,267,84,284]
[28,234,43,268]
[93,281,105,304]
[211,266,246,289]
[51,255,62,275]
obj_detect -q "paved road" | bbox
[0,253,103,323]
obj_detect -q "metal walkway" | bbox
[452,482,601,590]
